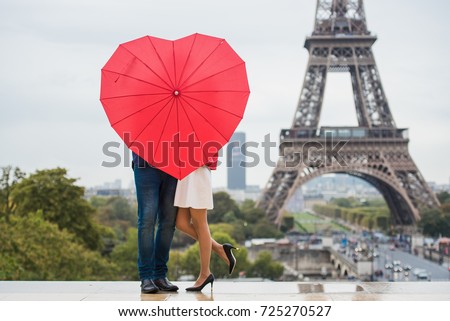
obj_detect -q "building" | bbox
[213,185,261,203]
[84,179,135,201]
[227,132,246,190]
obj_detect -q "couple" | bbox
[133,152,238,294]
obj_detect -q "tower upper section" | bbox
[313,0,369,36]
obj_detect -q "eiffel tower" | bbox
[258,0,440,225]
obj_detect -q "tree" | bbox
[437,191,450,204]
[251,221,283,239]
[375,215,389,231]
[209,222,246,244]
[239,199,284,239]
[442,203,450,214]
[208,192,241,224]
[331,198,353,208]
[179,242,200,278]
[419,208,450,238]
[0,212,117,280]
[0,166,25,221]
[240,199,265,224]
[10,168,103,251]
[167,250,184,281]
[110,228,139,280]
[247,250,284,280]
[92,196,135,240]
[280,215,294,232]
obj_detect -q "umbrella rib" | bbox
[153,98,177,157]
[101,69,172,92]
[179,96,229,142]
[184,89,249,94]
[178,38,224,89]
[128,97,174,148]
[176,33,197,88]
[177,99,207,165]
[172,41,178,91]
[181,94,245,119]
[101,93,169,101]
[110,95,172,127]
[181,62,247,91]
[175,98,181,179]
[120,44,173,90]
[146,36,176,89]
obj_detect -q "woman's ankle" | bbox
[198,271,211,279]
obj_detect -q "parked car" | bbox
[403,264,412,271]
[384,263,393,269]
[416,271,429,280]
[412,268,426,276]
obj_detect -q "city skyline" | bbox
[1,0,449,190]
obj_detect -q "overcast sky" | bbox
[1,0,449,190]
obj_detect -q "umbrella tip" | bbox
[173,90,180,96]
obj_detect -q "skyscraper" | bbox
[227,132,246,190]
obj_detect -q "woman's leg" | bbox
[176,207,227,263]
[190,208,212,286]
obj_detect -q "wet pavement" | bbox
[1,281,449,301]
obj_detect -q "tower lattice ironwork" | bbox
[258,0,439,225]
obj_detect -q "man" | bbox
[133,152,179,293]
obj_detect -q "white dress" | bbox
[174,166,214,210]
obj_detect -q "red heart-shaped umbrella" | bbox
[100,33,250,179]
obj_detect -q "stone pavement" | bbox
[1,281,449,301]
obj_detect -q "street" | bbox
[374,244,449,281]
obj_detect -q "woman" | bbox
[175,156,238,292]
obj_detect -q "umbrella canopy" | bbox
[100,33,250,179]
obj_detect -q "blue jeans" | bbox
[134,165,177,280]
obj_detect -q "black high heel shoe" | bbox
[186,274,215,292]
[223,243,239,275]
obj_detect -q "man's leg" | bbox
[154,171,178,280]
[134,166,160,281]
